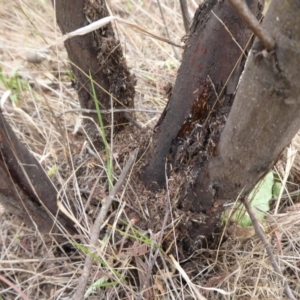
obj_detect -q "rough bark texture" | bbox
[136,0,265,250]
[142,0,264,188]
[55,0,136,149]
[0,113,75,238]
[176,0,300,248]
[209,0,300,200]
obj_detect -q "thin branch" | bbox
[179,0,191,33]
[156,0,180,60]
[0,274,30,300]
[72,149,138,300]
[228,0,275,51]
[60,108,160,130]
[211,10,246,57]
[123,112,148,131]
[78,175,102,224]
[137,163,171,300]
[45,15,182,50]
[241,198,297,300]
[59,107,162,116]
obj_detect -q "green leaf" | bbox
[249,171,273,213]
[72,242,125,281]
[223,171,274,227]
[84,277,119,298]
[47,165,57,177]
[272,181,282,199]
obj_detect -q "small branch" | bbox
[228,0,275,51]
[123,112,148,131]
[46,15,182,50]
[72,149,138,300]
[179,0,191,33]
[137,163,171,300]
[156,0,180,60]
[241,198,296,300]
[211,11,246,57]
[0,274,30,300]
[61,108,157,130]
[59,107,162,116]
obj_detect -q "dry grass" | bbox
[0,0,300,299]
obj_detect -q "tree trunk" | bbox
[0,0,137,240]
[208,0,300,202]
[142,0,300,250]
[142,0,264,187]
[0,113,75,239]
[186,0,300,233]
[51,0,300,251]
[55,0,136,149]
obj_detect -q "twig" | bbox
[78,174,102,224]
[211,10,246,57]
[123,112,148,131]
[72,149,138,300]
[241,198,297,300]
[59,107,162,116]
[137,163,171,300]
[61,108,158,130]
[228,0,275,51]
[0,274,30,300]
[179,0,191,33]
[44,16,182,50]
[156,0,180,60]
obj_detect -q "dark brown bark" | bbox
[142,0,264,187]
[175,0,300,246]
[55,0,136,149]
[0,113,75,237]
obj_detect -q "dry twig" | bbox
[59,108,162,116]
[228,0,275,51]
[241,197,297,300]
[72,149,138,300]
[137,164,171,300]
[179,0,191,33]
[156,0,180,60]
[0,274,30,300]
